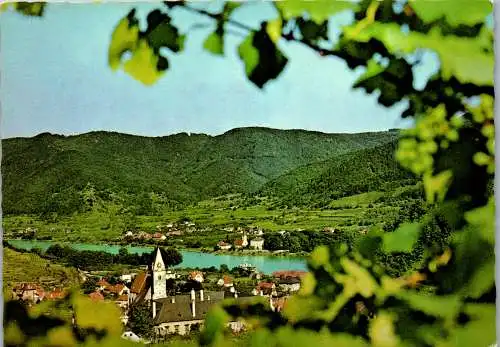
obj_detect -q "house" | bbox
[88,291,105,302]
[125,231,134,237]
[153,289,246,337]
[46,288,67,300]
[249,238,264,251]
[217,241,232,251]
[12,283,45,303]
[152,233,167,241]
[107,283,130,296]
[252,282,277,297]
[127,248,251,336]
[217,275,233,288]
[272,270,308,280]
[97,278,111,291]
[278,277,301,293]
[115,294,129,309]
[188,271,204,283]
[166,230,183,237]
[120,273,136,283]
[323,227,336,234]
[129,272,151,305]
[234,233,248,249]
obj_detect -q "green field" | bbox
[3,190,404,247]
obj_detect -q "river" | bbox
[6,240,308,275]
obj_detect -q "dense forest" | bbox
[2,127,405,215]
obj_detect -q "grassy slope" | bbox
[3,247,81,295]
[2,128,398,214]
[260,140,417,207]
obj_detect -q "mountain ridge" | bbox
[2,127,402,215]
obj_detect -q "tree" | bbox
[127,302,154,339]
[158,247,183,267]
[81,277,97,294]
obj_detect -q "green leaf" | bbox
[460,258,495,299]
[383,222,421,253]
[13,2,46,17]
[238,28,288,88]
[296,18,328,43]
[282,296,325,322]
[340,257,378,297]
[464,197,495,243]
[368,312,400,347]
[72,294,122,335]
[204,31,224,55]
[199,306,229,346]
[222,1,242,20]
[355,59,385,83]
[275,327,369,347]
[144,10,185,53]
[298,271,316,295]
[423,170,453,203]
[123,39,166,86]
[410,0,492,27]
[342,23,494,86]
[309,245,330,268]
[275,0,358,24]
[108,11,140,70]
[266,18,282,44]
[397,292,461,319]
[443,304,496,347]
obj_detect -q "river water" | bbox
[6,239,308,274]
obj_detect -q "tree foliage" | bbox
[2,1,495,346]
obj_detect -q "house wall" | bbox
[155,320,244,336]
[155,320,204,336]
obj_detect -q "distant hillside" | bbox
[2,127,398,214]
[260,141,417,207]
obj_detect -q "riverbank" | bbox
[5,238,308,259]
[5,239,308,274]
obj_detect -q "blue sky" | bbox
[0,1,430,139]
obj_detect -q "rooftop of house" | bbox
[46,288,66,300]
[257,282,275,289]
[154,291,254,325]
[272,270,308,279]
[251,238,264,242]
[89,291,104,302]
[130,272,149,294]
[234,239,244,246]
[116,294,129,302]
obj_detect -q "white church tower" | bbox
[152,248,167,300]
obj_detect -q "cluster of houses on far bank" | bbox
[217,230,265,251]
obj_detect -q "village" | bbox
[9,246,306,343]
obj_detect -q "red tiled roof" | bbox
[189,271,203,280]
[97,278,110,287]
[89,291,104,302]
[130,273,147,294]
[107,284,126,294]
[223,275,233,285]
[152,233,163,239]
[234,239,244,246]
[46,288,66,300]
[257,282,275,289]
[272,271,308,280]
[218,241,229,246]
[116,294,128,302]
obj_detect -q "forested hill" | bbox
[2,127,399,214]
[260,140,418,208]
